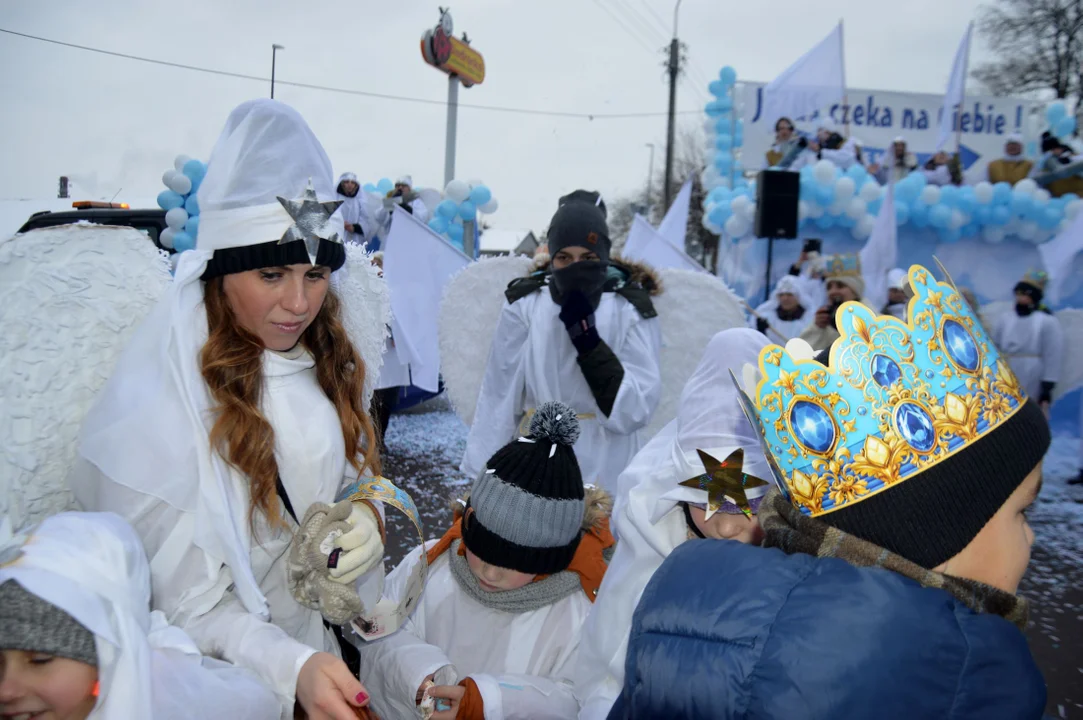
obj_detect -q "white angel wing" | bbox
[1054,308,1083,401]
[648,269,748,437]
[417,188,443,214]
[0,224,172,530]
[439,255,535,425]
[332,243,391,410]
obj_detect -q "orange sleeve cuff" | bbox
[456,677,485,720]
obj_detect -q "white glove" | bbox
[327,502,384,585]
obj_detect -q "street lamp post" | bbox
[271,44,285,99]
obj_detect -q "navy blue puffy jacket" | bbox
[608,539,1045,719]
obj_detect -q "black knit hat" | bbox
[559,189,607,219]
[462,402,587,575]
[547,195,611,264]
[201,238,345,280]
[0,580,98,667]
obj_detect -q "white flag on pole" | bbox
[761,22,846,128]
[859,181,898,313]
[658,179,692,248]
[1038,210,1083,305]
[623,215,706,273]
[934,22,973,152]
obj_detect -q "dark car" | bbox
[18,202,172,253]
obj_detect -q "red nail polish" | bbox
[356,691,369,704]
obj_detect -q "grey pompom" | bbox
[529,401,581,446]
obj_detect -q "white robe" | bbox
[461,290,662,493]
[358,542,586,719]
[991,310,1064,401]
[72,348,383,718]
[337,172,376,245]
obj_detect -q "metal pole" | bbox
[463,218,476,259]
[271,44,284,99]
[645,143,655,209]
[444,75,460,187]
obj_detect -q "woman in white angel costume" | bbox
[69,99,395,720]
[574,328,773,719]
[0,511,280,719]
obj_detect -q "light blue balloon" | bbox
[939,185,959,206]
[1010,192,1033,215]
[733,131,744,148]
[184,194,200,216]
[895,201,910,226]
[708,80,725,98]
[992,182,1013,204]
[939,227,961,244]
[714,154,733,171]
[708,187,732,205]
[714,113,734,132]
[1047,101,1068,126]
[846,164,868,184]
[815,185,834,206]
[376,178,394,194]
[815,214,834,230]
[447,223,464,243]
[929,205,952,228]
[974,205,991,224]
[705,101,725,118]
[718,97,734,112]
[437,199,458,219]
[458,200,477,220]
[1039,206,1062,229]
[184,215,199,237]
[1055,115,1077,138]
[173,231,195,252]
[990,205,1012,226]
[911,201,930,228]
[868,198,883,216]
[1061,193,1079,203]
[363,183,377,193]
[962,221,980,237]
[719,66,737,86]
[715,134,733,151]
[895,181,920,204]
[837,214,855,228]
[428,215,449,234]
[182,159,206,193]
[157,190,185,211]
[708,204,731,226]
[469,185,492,205]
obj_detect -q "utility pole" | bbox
[663,0,683,211]
[271,44,284,99]
[645,143,656,211]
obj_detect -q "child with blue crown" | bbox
[609,264,1051,719]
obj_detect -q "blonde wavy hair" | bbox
[201,277,380,529]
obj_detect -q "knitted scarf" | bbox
[758,489,1029,629]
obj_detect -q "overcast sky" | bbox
[1,0,990,233]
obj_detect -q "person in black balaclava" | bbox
[459,190,663,495]
[991,269,1064,416]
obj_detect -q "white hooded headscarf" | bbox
[0,512,278,720]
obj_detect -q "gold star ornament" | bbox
[277,180,344,265]
[678,448,770,520]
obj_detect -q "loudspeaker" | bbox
[754,170,800,239]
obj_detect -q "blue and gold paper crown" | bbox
[734,264,1027,518]
[826,253,861,278]
[1019,269,1048,291]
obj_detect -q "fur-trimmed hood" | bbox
[450,484,613,534]
[529,253,663,297]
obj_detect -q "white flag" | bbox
[934,23,973,153]
[623,215,706,273]
[658,179,692,248]
[860,182,898,313]
[383,206,471,392]
[761,22,846,128]
[1038,209,1083,305]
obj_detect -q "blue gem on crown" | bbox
[739,265,1027,518]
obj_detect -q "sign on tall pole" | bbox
[421,8,486,187]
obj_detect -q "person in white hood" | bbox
[375,175,431,235]
[748,275,812,342]
[336,172,375,246]
[575,328,774,720]
[0,512,279,720]
[882,268,910,320]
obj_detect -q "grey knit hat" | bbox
[0,580,98,666]
[462,402,586,575]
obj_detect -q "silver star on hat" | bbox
[276,180,344,265]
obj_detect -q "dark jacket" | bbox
[608,539,1045,719]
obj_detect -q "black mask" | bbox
[550,261,608,309]
[1015,303,1035,317]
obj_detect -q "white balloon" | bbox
[1067,199,1083,220]
[1032,188,1051,205]
[1017,221,1040,241]
[730,195,751,215]
[834,177,856,202]
[859,180,882,203]
[828,200,848,217]
[982,226,1006,243]
[174,154,192,172]
[165,207,189,229]
[851,214,874,239]
[160,227,177,249]
[168,173,192,195]
[445,180,470,202]
[805,202,824,219]
[798,200,810,221]
[813,160,836,186]
[724,215,750,238]
[949,210,967,230]
[468,178,485,188]
[973,181,994,204]
[846,197,867,220]
[741,202,757,222]
[1013,178,1038,196]
[162,169,179,188]
[479,198,499,214]
[702,214,720,233]
[920,185,941,205]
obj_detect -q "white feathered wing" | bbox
[1054,308,1083,401]
[0,225,173,530]
[332,243,391,408]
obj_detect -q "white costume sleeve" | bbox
[923,164,952,186]
[150,649,282,720]
[355,544,455,719]
[595,315,662,435]
[411,198,431,225]
[461,304,529,477]
[1041,315,1065,385]
[469,670,580,720]
[819,145,855,170]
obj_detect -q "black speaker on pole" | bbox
[754,170,800,239]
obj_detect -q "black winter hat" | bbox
[462,402,587,575]
[547,195,611,264]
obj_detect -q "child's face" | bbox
[464,548,536,592]
[935,463,1042,594]
[688,505,765,545]
[0,649,98,720]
